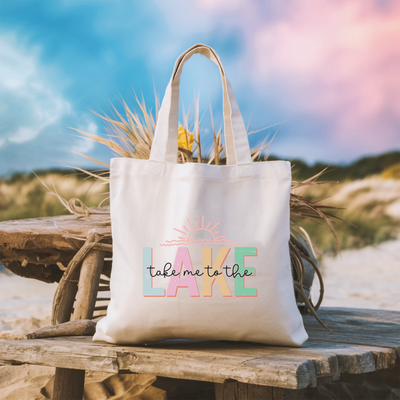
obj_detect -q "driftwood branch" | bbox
[0,319,96,340]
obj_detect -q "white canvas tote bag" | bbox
[94,44,308,347]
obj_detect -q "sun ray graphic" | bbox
[160,216,240,246]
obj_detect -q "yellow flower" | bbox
[178,125,194,150]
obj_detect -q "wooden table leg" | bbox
[52,267,80,325]
[53,368,85,400]
[53,248,105,400]
[215,382,305,400]
[72,249,105,320]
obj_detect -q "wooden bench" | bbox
[1,308,399,399]
[1,215,399,399]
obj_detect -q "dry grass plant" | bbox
[58,96,342,331]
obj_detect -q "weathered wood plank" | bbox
[130,340,395,386]
[0,337,119,373]
[300,341,396,385]
[127,347,317,389]
[0,213,111,244]
[0,334,396,390]
[304,308,400,356]
[0,212,111,282]
[0,336,316,389]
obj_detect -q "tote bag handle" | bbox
[149,44,252,165]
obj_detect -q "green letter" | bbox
[234,247,257,297]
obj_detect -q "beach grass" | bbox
[293,177,400,255]
[0,171,109,222]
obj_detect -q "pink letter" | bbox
[166,247,200,297]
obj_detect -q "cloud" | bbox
[71,121,97,154]
[0,35,71,148]
[249,1,400,146]
[192,0,400,154]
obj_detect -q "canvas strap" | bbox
[149,44,252,165]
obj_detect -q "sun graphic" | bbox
[160,216,240,247]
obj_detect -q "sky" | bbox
[0,0,399,176]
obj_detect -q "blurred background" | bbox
[0,0,399,318]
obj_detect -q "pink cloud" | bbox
[195,0,400,153]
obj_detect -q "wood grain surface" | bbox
[0,213,111,283]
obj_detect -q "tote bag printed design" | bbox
[94,44,308,347]
[160,217,240,247]
[144,217,257,298]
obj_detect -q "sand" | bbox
[1,238,400,399]
[312,236,400,311]
[0,273,56,333]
